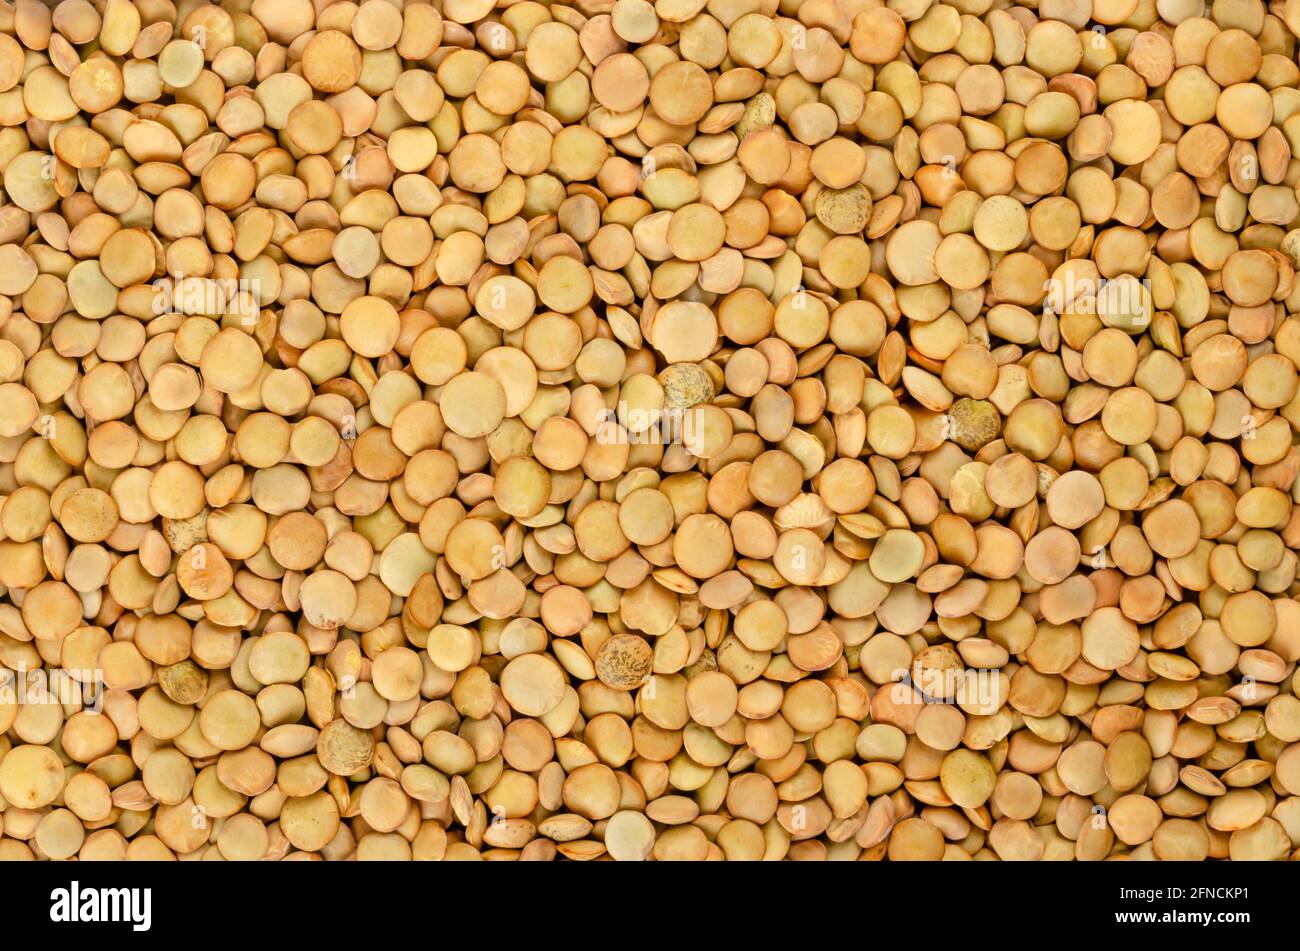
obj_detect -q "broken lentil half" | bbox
[0,0,1299,862]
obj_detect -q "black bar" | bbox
[2,860,1280,940]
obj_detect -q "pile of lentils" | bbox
[0,0,1299,861]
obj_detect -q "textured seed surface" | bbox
[0,0,1299,865]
